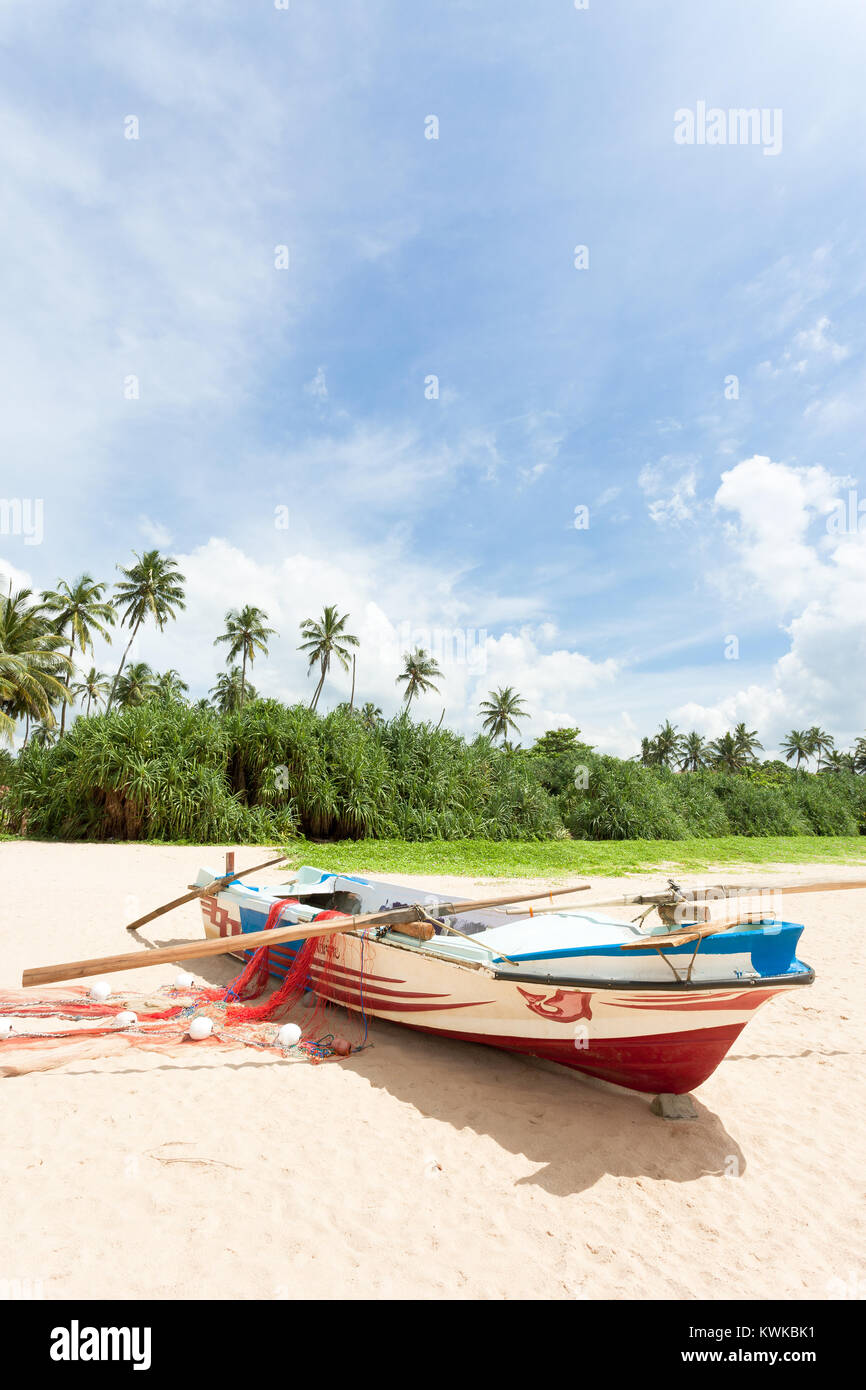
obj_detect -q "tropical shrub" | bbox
[564,757,689,840]
[5,700,558,843]
[709,774,811,836]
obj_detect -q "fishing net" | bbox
[0,908,371,1077]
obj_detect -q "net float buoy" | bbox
[277,1023,302,1049]
[0,1019,13,1037]
[174,971,195,989]
[332,1036,351,1056]
[89,982,111,1001]
[188,1016,213,1040]
[115,1011,138,1027]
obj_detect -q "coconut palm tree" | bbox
[679,731,709,772]
[210,666,256,713]
[652,720,685,769]
[114,662,157,708]
[781,729,813,770]
[806,725,835,768]
[359,702,383,731]
[29,719,59,748]
[708,730,746,773]
[852,737,866,774]
[732,722,763,764]
[298,605,359,711]
[0,589,71,746]
[153,669,189,701]
[70,667,110,718]
[214,605,276,703]
[636,735,661,766]
[819,749,853,774]
[41,575,115,735]
[108,551,186,710]
[396,647,443,706]
[478,687,529,743]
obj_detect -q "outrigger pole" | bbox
[23,883,590,988]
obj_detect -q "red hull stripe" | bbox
[309,957,407,986]
[615,989,777,1012]
[407,1021,748,1095]
[306,971,450,1001]
[312,980,495,1014]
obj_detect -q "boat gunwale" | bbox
[490,965,816,992]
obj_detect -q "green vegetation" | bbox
[1,700,558,843]
[2,699,865,848]
[3,552,866,851]
[282,835,866,878]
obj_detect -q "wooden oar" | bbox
[124,854,290,931]
[23,883,588,987]
[550,876,866,914]
[685,878,866,900]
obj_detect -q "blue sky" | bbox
[1,0,865,753]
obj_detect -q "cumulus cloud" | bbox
[124,536,616,735]
[677,454,866,748]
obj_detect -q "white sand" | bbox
[0,842,864,1301]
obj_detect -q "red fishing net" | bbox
[0,910,370,1077]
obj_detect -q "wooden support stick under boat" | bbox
[124,853,291,931]
[23,884,589,987]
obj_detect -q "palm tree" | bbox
[637,735,661,766]
[478,687,529,743]
[153,669,189,701]
[708,730,746,773]
[29,719,58,748]
[781,729,813,770]
[852,737,866,775]
[806,725,835,768]
[653,720,684,769]
[396,647,442,707]
[108,551,186,710]
[732,722,763,764]
[298,605,359,711]
[0,589,70,746]
[114,662,157,708]
[214,605,276,703]
[41,575,115,735]
[209,666,256,713]
[359,702,383,731]
[71,667,110,718]
[819,749,853,774]
[679,731,709,772]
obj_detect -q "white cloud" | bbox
[138,515,173,548]
[793,316,849,363]
[110,535,618,744]
[0,555,32,594]
[303,366,328,402]
[678,454,866,748]
[639,456,700,525]
[713,454,845,609]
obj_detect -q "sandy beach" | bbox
[1,841,863,1302]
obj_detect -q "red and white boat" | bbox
[196,864,814,1096]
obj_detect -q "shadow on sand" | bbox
[117,939,746,1196]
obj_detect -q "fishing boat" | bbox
[194,864,815,1095]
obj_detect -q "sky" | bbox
[1,0,865,756]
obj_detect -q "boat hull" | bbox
[200,891,811,1094]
